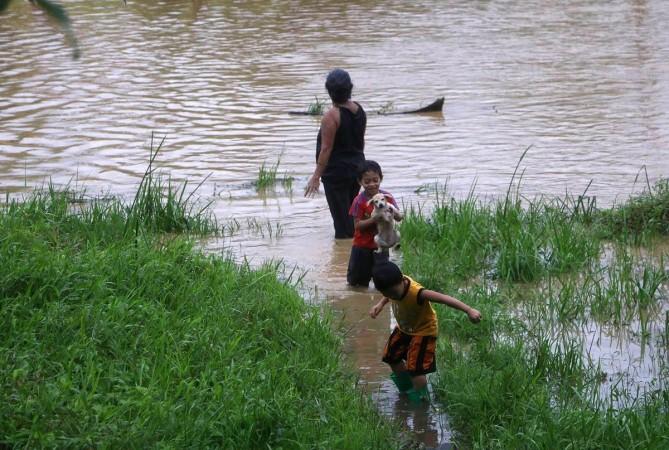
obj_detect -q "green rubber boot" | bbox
[390,372,413,393]
[406,386,429,405]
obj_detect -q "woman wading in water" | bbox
[305,69,367,239]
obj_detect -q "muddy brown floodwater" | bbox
[2,0,669,446]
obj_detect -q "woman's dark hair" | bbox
[372,262,404,291]
[357,160,383,180]
[325,68,353,103]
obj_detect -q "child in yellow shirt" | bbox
[369,261,481,403]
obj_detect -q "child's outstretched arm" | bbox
[369,296,390,319]
[422,290,481,323]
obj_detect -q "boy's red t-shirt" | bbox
[348,189,398,249]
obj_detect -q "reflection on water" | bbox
[3,0,669,446]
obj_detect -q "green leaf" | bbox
[32,0,70,26]
[32,0,80,59]
[0,0,13,13]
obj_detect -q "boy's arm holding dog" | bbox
[356,203,402,231]
[355,216,377,231]
[388,203,403,222]
[386,194,403,222]
[422,290,481,323]
[355,209,399,231]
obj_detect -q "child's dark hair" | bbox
[372,261,403,291]
[358,160,383,180]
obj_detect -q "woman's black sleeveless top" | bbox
[316,102,366,180]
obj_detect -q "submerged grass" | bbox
[400,179,669,449]
[246,217,284,238]
[306,96,326,115]
[257,159,280,190]
[256,150,294,192]
[596,178,669,241]
[0,151,399,448]
[125,135,220,236]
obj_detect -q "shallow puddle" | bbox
[510,244,669,407]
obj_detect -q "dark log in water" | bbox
[377,97,444,115]
[287,97,444,116]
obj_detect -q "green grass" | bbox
[596,178,669,241]
[377,101,395,114]
[402,186,599,286]
[281,171,294,191]
[0,159,399,448]
[256,151,294,192]
[257,159,280,190]
[124,135,220,236]
[246,217,284,238]
[306,96,326,115]
[400,181,669,449]
[401,187,493,288]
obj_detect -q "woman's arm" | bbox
[422,290,481,323]
[305,109,340,197]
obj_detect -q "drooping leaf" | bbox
[32,0,80,59]
[0,0,13,13]
[32,0,70,26]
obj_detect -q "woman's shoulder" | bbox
[321,106,340,126]
[338,100,364,116]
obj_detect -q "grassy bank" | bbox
[400,181,669,449]
[0,182,398,448]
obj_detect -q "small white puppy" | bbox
[368,193,401,252]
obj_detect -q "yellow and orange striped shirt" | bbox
[391,276,438,336]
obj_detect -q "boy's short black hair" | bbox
[372,262,403,291]
[358,160,383,180]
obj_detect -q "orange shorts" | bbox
[382,327,437,375]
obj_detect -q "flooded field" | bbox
[2,0,669,446]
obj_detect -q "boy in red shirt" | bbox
[347,160,403,286]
